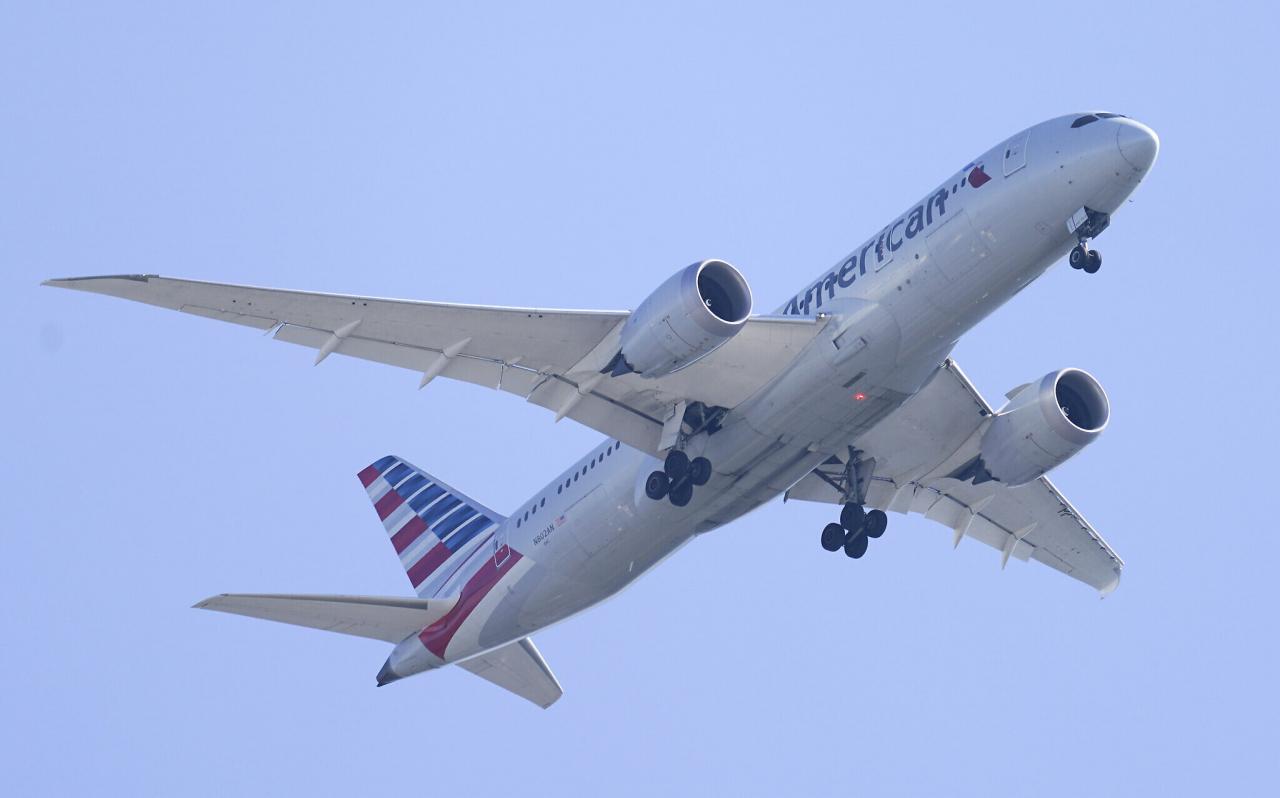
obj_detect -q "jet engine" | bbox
[611,259,752,378]
[977,368,1110,486]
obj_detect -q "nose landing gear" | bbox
[1069,243,1102,274]
[1066,206,1109,275]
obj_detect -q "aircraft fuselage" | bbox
[382,113,1158,681]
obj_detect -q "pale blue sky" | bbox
[5,2,1278,795]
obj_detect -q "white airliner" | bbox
[47,112,1158,707]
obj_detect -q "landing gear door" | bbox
[1003,133,1028,176]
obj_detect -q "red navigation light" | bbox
[853,392,867,401]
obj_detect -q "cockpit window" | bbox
[1072,112,1127,128]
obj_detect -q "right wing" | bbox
[45,274,825,455]
[786,359,1124,594]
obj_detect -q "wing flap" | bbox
[194,593,457,643]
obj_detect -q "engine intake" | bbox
[612,259,752,378]
[976,368,1110,486]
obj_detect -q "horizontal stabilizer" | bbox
[194,593,457,643]
[458,638,563,709]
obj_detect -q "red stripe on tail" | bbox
[391,515,428,554]
[407,542,453,588]
[357,465,381,488]
[374,489,404,521]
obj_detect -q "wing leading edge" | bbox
[45,274,824,456]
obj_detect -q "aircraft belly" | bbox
[481,170,1103,645]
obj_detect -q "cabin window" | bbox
[540,498,545,508]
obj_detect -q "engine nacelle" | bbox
[613,259,752,378]
[978,368,1110,486]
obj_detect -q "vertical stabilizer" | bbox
[358,456,506,597]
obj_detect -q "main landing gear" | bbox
[645,449,712,507]
[821,504,888,559]
[815,448,889,559]
[644,402,724,508]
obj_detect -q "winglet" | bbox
[1098,570,1121,598]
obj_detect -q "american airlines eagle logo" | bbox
[966,162,991,188]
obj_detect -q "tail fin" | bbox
[358,455,506,597]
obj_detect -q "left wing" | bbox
[786,359,1124,594]
[45,274,825,455]
[193,593,457,643]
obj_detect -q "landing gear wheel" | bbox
[844,531,869,559]
[840,502,865,532]
[821,523,846,552]
[644,471,670,500]
[1083,250,1102,274]
[668,479,693,507]
[689,457,712,487]
[864,509,888,539]
[663,450,690,481]
[1069,244,1087,269]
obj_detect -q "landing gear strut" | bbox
[814,448,890,559]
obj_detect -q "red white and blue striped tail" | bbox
[358,455,506,598]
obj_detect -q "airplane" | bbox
[45,111,1158,708]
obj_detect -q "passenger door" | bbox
[1003,133,1029,176]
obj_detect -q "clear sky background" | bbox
[4,2,1278,795]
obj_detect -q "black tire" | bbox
[645,470,670,500]
[1084,250,1102,274]
[1069,245,1086,269]
[689,456,712,486]
[844,532,869,559]
[664,449,690,480]
[864,509,888,539]
[840,502,865,532]
[669,479,693,507]
[821,523,845,552]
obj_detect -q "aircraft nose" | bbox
[1116,119,1159,174]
